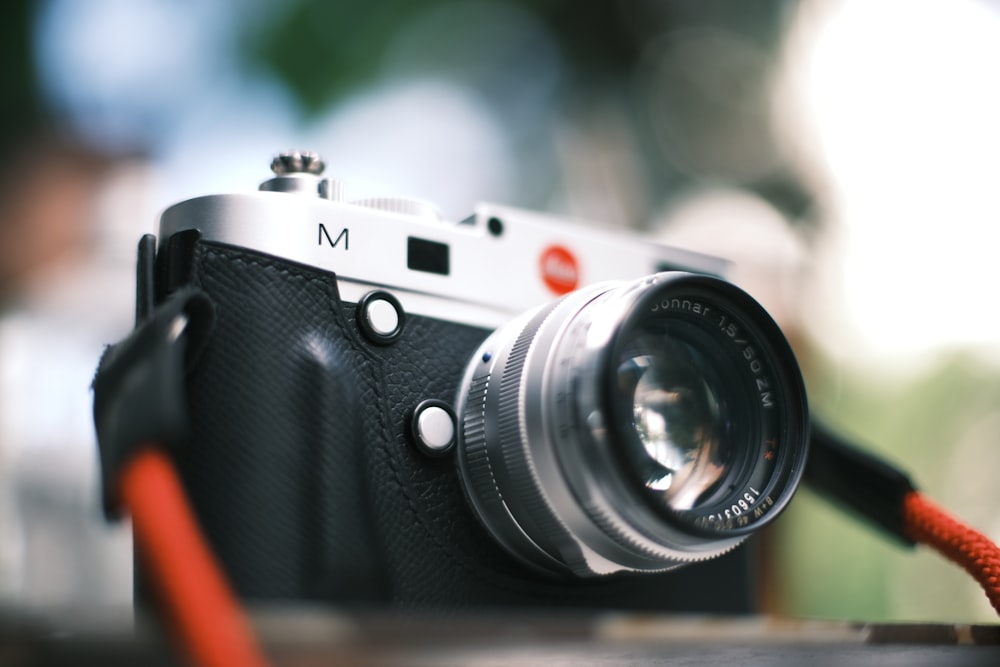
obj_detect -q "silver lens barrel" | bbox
[455,272,808,577]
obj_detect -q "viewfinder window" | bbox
[407,237,450,276]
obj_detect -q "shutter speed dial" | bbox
[259,150,345,201]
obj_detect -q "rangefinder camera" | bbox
[144,150,808,609]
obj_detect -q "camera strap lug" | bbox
[92,284,214,519]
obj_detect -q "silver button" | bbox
[365,298,401,337]
[411,401,457,457]
[357,291,405,345]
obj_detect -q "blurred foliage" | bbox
[778,349,1000,622]
[243,0,792,112]
[247,0,439,114]
[246,0,642,115]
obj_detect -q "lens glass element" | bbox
[616,317,748,514]
[624,343,725,509]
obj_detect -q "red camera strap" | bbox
[902,491,1000,616]
[119,447,270,667]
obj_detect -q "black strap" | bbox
[804,422,918,547]
[92,285,214,519]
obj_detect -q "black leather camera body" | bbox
[139,152,808,611]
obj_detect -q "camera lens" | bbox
[456,272,808,577]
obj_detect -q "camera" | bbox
[139,151,808,609]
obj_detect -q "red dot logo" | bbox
[540,245,579,295]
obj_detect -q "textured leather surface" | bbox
[160,238,755,611]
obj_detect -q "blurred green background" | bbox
[2,0,999,623]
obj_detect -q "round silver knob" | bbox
[260,151,344,200]
[270,150,325,176]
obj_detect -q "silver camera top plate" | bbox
[159,170,728,329]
